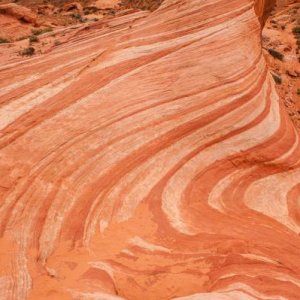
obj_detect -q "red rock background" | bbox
[0,0,300,299]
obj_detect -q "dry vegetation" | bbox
[7,0,163,11]
[120,0,163,11]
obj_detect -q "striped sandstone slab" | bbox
[1,0,300,299]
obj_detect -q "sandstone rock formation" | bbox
[0,3,36,24]
[0,3,37,41]
[1,0,300,299]
[63,2,84,12]
[262,1,300,127]
[92,0,120,10]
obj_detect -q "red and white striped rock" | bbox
[1,0,300,299]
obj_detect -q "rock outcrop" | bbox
[92,0,120,10]
[1,0,300,299]
[0,3,36,24]
[0,3,37,41]
[262,1,300,127]
[255,0,275,23]
[63,2,83,12]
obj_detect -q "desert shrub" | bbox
[71,13,84,22]
[71,13,81,19]
[16,36,28,41]
[54,40,61,46]
[31,27,53,36]
[0,37,9,44]
[21,47,35,56]
[268,48,284,60]
[29,35,39,43]
[271,73,282,85]
[293,26,300,49]
[120,0,163,11]
[83,7,98,15]
[292,26,300,34]
[294,25,300,48]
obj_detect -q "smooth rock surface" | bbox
[1,0,300,299]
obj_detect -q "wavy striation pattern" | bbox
[1,0,300,299]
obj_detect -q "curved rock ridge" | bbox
[255,0,276,23]
[0,0,300,299]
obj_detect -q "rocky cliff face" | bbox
[1,0,300,299]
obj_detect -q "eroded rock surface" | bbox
[1,0,300,299]
[0,3,37,24]
[263,1,300,127]
[0,3,37,41]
